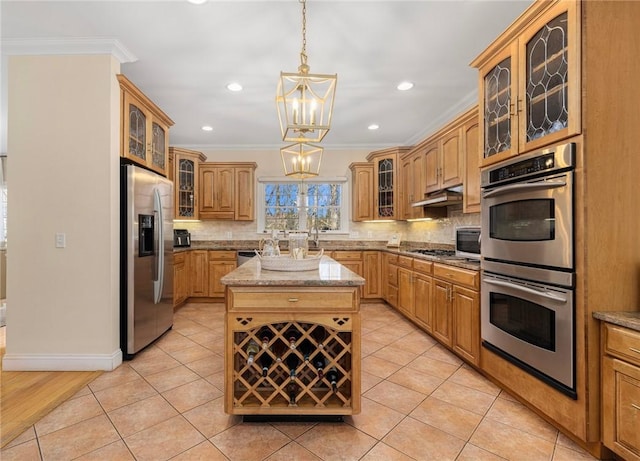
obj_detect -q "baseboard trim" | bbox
[1,349,123,371]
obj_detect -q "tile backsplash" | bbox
[175,207,479,246]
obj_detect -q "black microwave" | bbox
[455,226,481,260]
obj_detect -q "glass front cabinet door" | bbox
[170,147,206,220]
[366,147,410,221]
[118,74,174,177]
[474,1,580,167]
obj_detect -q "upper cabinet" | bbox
[349,162,375,222]
[199,162,257,221]
[461,110,480,214]
[366,147,411,221]
[117,75,174,177]
[424,127,463,195]
[169,147,206,220]
[471,1,580,167]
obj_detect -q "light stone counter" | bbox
[593,311,640,333]
[220,255,365,287]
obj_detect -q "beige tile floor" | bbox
[1,302,599,461]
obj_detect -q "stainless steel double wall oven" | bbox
[480,142,576,398]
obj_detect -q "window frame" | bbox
[257,176,349,235]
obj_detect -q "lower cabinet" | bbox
[602,323,640,461]
[173,252,188,307]
[331,251,364,298]
[189,250,209,297]
[363,251,382,299]
[451,285,480,364]
[432,278,454,347]
[208,251,237,297]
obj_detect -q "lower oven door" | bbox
[481,171,573,270]
[481,271,575,396]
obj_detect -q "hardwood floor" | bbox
[0,326,102,447]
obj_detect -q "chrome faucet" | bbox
[311,211,320,248]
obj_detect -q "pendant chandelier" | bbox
[280,142,323,179]
[276,0,337,145]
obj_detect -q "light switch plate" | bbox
[55,232,66,248]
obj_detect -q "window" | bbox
[258,178,348,234]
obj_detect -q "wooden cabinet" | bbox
[602,323,640,461]
[331,251,363,298]
[349,163,374,222]
[189,250,209,297]
[362,251,382,299]
[170,147,206,220]
[462,110,481,214]
[199,162,257,220]
[425,128,463,195]
[117,75,173,177]
[224,285,361,416]
[396,256,414,317]
[412,259,434,333]
[173,252,188,307]
[385,254,399,308]
[472,1,580,167]
[432,263,480,364]
[208,251,237,298]
[400,148,428,220]
[366,147,411,221]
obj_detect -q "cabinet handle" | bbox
[630,347,640,355]
[509,103,516,117]
[517,98,523,113]
[632,404,640,411]
[288,298,299,302]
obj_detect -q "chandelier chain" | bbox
[300,0,307,66]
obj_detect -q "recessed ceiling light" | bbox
[201,125,213,132]
[397,81,414,91]
[226,82,243,92]
[187,0,207,5]
[368,124,379,131]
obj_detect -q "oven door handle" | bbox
[482,179,567,198]
[484,278,568,303]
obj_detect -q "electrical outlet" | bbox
[350,231,359,238]
[226,231,232,239]
[55,232,66,248]
[367,231,373,239]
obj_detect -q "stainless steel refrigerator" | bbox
[120,163,174,359]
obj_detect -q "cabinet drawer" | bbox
[209,250,237,261]
[228,287,358,312]
[605,324,640,368]
[398,255,414,269]
[413,259,433,275]
[332,251,362,260]
[433,263,479,289]
[386,253,398,265]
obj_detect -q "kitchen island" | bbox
[220,255,365,417]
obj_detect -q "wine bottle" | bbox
[246,340,259,366]
[327,367,339,393]
[259,352,273,377]
[299,339,313,364]
[314,352,326,379]
[258,327,272,350]
[285,327,299,349]
[311,325,327,349]
[272,339,287,363]
[286,353,300,380]
[287,381,298,405]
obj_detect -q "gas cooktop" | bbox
[409,249,456,257]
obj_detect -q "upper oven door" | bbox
[481,171,573,270]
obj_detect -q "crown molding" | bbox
[1,38,137,63]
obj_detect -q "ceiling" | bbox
[1,0,532,152]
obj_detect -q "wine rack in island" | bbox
[224,286,361,416]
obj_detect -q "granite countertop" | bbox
[220,255,365,287]
[593,311,640,332]
[178,240,481,271]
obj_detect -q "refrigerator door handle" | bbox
[153,187,164,304]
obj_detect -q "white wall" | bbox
[176,147,480,244]
[4,54,122,370]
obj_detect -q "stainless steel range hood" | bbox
[411,188,463,207]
